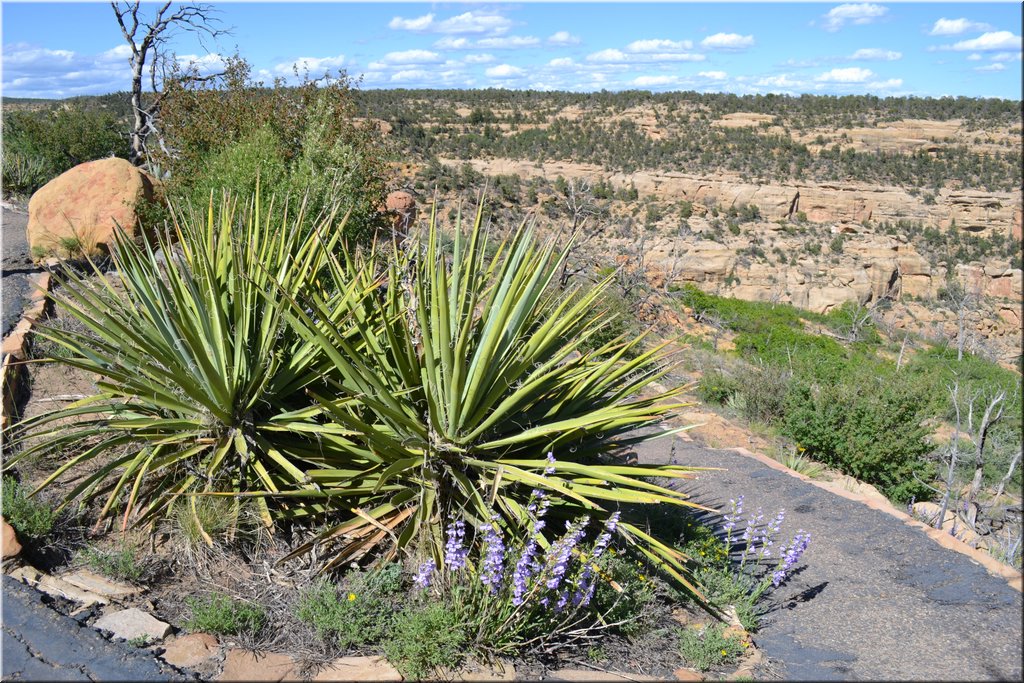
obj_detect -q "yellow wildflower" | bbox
[720,650,728,656]
[347,593,356,601]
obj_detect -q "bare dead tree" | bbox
[558,177,603,288]
[111,1,228,167]
[933,380,966,529]
[939,278,982,362]
[963,389,1008,512]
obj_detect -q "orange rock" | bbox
[312,656,402,681]
[27,158,161,263]
[2,517,22,559]
[160,633,219,669]
[382,190,417,238]
[219,650,296,682]
[673,668,705,681]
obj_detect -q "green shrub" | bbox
[383,602,467,680]
[735,364,790,425]
[697,369,739,405]
[1,476,56,541]
[677,622,746,672]
[295,565,404,648]
[185,593,266,636]
[782,369,934,503]
[185,126,287,211]
[1,106,127,195]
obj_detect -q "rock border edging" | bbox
[1,262,55,432]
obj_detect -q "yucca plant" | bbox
[4,191,375,530]
[280,203,714,592]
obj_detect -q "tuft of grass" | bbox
[1,475,56,541]
[382,602,467,681]
[780,452,826,479]
[79,543,146,583]
[185,593,266,636]
[677,622,746,672]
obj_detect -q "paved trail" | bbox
[1,576,187,681]
[2,202,41,337]
[637,437,1023,681]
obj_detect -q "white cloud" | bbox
[650,52,706,62]
[485,63,525,79]
[2,42,131,98]
[850,48,901,61]
[389,14,435,31]
[390,69,432,82]
[548,57,576,68]
[632,75,679,87]
[380,49,442,64]
[436,11,513,35]
[755,74,803,88]
[99,44,134,62]
[698,70,728,80]
[464,53,495,64]
[929,18,991,36]
[547,31,580,46]
[586,48,628,63]
[626,38,693,53]
[822,3,888,32]
[388,10,512,35]
[476,35,540,49]
[434,37,470,50]
[868,78,903,89]
[816,67,874,82]
[272,54,344,76]
[951,31,1023,52]
[966,53,983,61]
[700,33,755,50]
[991,51,1023,62]
[975,63,1006,72]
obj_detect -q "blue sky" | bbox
[2,2,1021,100]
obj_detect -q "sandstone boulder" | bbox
[161,633,220,669]
[2,517,21,559]
[27,157,161,263]
[94,607,173,641]
[383,190,417,237]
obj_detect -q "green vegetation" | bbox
[677,623,746,672]
[185,593,266,636]
[383,602,468,680]
[9,191,706,596]
[1,476,56,542]
[353,89,1021,192]
[1,105,127,195]
[79,543,147,583]
[677,285,1020,504]
[295,565,404,649]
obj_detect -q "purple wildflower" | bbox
[545,517,589,591]
[479,523,506,594]
[444,519,468,571]
[413,560,435,589]
[772,530,811,587]
[574,511,622,607]
[544,451,557,476]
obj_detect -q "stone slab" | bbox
[94,608,173,642]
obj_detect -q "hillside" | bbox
[352,89,1023,367]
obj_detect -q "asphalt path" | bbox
[637,437,1023,682]
[1,576,188,681]
[2,202,41,337]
